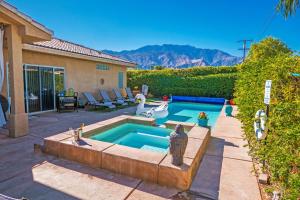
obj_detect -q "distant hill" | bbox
[103,44,241,69]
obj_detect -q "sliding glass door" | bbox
[40,67,54,111]
[24,65,64,113]
[24,66,41,113]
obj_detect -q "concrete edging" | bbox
[43,115,210,190]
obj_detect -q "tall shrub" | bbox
[234,37,300,199]
[128,66,237,99]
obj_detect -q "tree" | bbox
[234,37,300,199]
[153,66,165,70]
[277,0,300,18]
[246,37,292,61]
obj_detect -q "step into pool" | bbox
[90,123,172,153]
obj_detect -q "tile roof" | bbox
[32,38,135,65]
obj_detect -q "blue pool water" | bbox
[90,123,172,153]
[155,102,223,126]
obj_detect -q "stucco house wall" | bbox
[22,50,128,100]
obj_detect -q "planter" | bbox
[198,118,208,127]
[229,99,235,105]
[162,95,169,101]
[225,105,233,116]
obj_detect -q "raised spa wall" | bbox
[43,115,210,190]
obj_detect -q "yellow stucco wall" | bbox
[22,50,128,100]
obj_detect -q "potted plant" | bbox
[198,112,208,127]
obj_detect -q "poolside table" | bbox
[56,93,78,112]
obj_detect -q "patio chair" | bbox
[100,89,128,106]
[142,84,149,96]
[113,88,133,104]
[125,87,136,103]
[83,92,116,109]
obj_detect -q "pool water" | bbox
[90,123,172,153]
[155,102,223,126]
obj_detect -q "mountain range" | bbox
[103,44,241,69]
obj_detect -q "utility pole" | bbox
[238,39,253,61]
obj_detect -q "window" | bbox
[96,64,110,71]
[118,72,124,89]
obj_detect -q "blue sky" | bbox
[6,0,300,56]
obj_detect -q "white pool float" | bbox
[135,93,168,118]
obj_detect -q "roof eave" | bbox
[23,44,137,67]
[0,1,53,36]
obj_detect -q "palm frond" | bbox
[277,0,300,18]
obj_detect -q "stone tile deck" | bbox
[190,106,261,200]
[0,106,261,200]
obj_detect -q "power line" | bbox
[238,39,253,61]
[237,10,277,62]
[257,11,277,40]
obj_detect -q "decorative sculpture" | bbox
[72,123,84,142]
[169,124,188,166]
[73,129,80,142]
[79,123,84,137]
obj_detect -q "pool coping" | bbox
[43,115,210,190]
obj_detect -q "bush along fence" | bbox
[234,37,300,199]
[128,66,237,99]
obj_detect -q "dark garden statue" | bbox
[169,124,188,166]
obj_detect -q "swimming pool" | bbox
[90,123,172,153]
[155,102,223,126]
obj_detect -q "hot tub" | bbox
[90,123,172,153]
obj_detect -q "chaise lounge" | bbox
[125,87,136,103]
[113,88,134,104]
[83,92,116,109]
[100,89,128,106]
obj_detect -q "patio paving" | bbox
[190,106,261,200]
[0,106,261,200]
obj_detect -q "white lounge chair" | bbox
[125,87,136,103]
[100,89,127,106]
[142,84,149,96]
[113,88,133,104]
[83,92,116,109]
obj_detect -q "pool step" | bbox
[137,132,169,140]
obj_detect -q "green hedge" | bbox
[234,38,300,199]
[128,66,237,99]
[129,66,237,77]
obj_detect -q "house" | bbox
[0,1,136,137]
